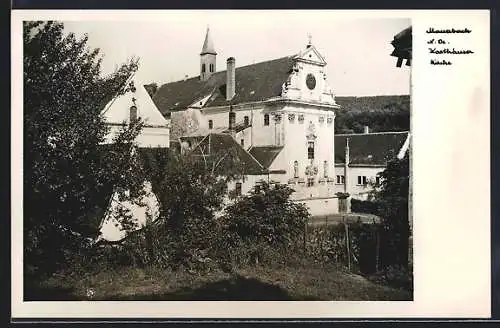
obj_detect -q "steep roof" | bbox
[181,133,266,175]
[152,56,295,115]
[249,146,284,169]
[335,131,409,166]
[102,76,169,127]
[200,27,217,55]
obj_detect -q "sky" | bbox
[63,11,411,96]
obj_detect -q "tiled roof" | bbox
[249,146,284,169]
[181,133,266,175]
[152,56,295,115]
[335,132,409,166]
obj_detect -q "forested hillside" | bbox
[335,95,410,134]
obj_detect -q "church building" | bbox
[153,28,342,216]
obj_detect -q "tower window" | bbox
[209,64,214,72]
[202,64,206,73]
[264,114,269,126]
[208,120,213,129]
[307,141,315,159]
[336,175,345,184]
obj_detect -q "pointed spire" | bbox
[201,26,217,55]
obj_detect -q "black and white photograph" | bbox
[12,9,491,319]
[21,14,413,302]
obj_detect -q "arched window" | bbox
[264,114,269,126]
[202,63,206,73]
[208,120,213,129]
[294,161,299,178]
[323,160,328,178]
[130,105,138,122]
[209,64,214,72]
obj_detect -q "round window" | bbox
[306,73,316,90]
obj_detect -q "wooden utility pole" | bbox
[345,222,351,272]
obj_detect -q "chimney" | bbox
[364,125,370,134]
[226,57,236,101]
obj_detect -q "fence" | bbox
[303,220,409,274]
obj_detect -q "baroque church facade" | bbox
[153,28,344,216]
[97,28,410,240]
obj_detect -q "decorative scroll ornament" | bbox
[327,117,333,124]
[288,113,295,122]
[319,116,325,124]
[274,114,282,123]
[306,121,317,140]
[305,165,318,176]
[298,114,305,123]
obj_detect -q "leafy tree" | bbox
[132,138,248,270]
[23,21,144,278]
[371,153,410,268]
[335,96,410,133]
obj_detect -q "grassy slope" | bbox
[27,264,411,301]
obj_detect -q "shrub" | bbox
[351,199,379,215]
[220,181,310,267]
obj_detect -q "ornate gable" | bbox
[294,45,327,66]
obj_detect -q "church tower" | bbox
[200,27,217,81]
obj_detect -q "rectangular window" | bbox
[208,120,213,129]
[336,175,345,184]
[376,176,381,185]
[240,139,244,147]
[235,182,242,196]
[307,177,315,187]
[342,175,345,184]
[307,141,315,159]
[244,115,249,126]
[357,176,368,185]
[264,114,269,126]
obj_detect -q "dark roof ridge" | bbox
[335,131,409,136]
[219,134,265,170]
[161,55,295,86]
